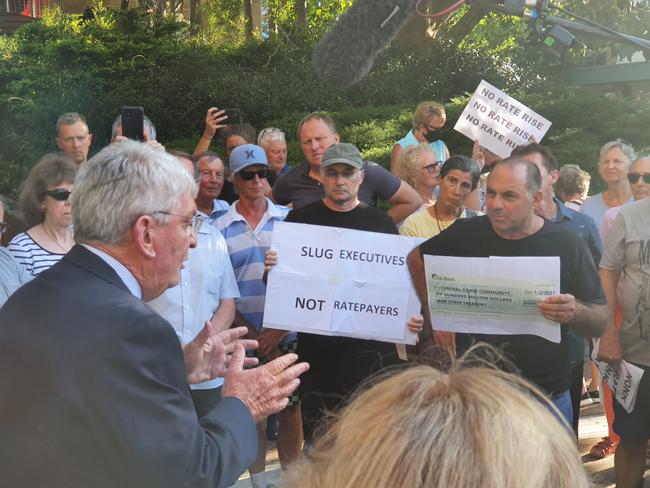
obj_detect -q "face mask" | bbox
[423,128,441,143]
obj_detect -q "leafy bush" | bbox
[0,7,549,197]
[258,90,650,195]
[2,7,647,199]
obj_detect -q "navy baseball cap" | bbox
[230,144,269,173]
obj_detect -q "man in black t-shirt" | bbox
[407,157,607,424]
[278,142,422,442]
[272,112,421,224]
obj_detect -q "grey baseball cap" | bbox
[320,143,364,170]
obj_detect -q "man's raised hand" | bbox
[222,344,309,423]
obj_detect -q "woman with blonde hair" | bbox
[283,361,589,488]
[390,101,450,175]
[397,142,441,208]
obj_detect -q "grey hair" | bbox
[194,151,226,182]
[397,143,436,189]
[72,140,195,245]
[599,139,636,165]
[111,114,157,141]
[257,127,286,146]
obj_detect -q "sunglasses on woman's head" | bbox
[44,189,72,201]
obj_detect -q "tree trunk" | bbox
[244,0,262,38]
[295,0,306,28]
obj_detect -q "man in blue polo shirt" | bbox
[216,144,301,487]
[148,153,240,416]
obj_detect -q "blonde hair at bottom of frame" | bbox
[282,346,589,488]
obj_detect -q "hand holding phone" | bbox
[122,106,144,141]
[223,108,242,126]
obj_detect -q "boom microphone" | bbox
[312,0,418,89]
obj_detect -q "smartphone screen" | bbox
[224,108,242,125]
[122,106,145,141]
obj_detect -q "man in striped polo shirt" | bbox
[216,144,301,486]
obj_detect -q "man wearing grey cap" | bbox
[216,143,302,485]
[281,142,408,443]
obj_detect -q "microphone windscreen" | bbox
[313,0,417,89]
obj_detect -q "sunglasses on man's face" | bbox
[44,189,72,201]
[238,169,269,181]
[627,173,650,184]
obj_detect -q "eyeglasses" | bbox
[422,162,442,174]
[322,168,361,179]
[627,172,650,184]
[152,211,204,235]
[237,169,269,181]
[43,189,72,201]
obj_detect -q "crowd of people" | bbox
[0,103,648,488]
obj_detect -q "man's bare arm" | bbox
[209,298,236,333]
[537,293,607,337]
[387,181,422,224]
[406,247,435,353]
[597,267,623,367]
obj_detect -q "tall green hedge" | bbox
[1,8,648,198]
[0,7,547,197]
[233,92,650,195]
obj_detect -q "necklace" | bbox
[432,202,460,234]
[40,224,73,253]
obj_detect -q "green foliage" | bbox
[557,0,650,62]
[257,90,650,196]
[1,5,648,200]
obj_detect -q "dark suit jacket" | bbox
[0,245,257,488]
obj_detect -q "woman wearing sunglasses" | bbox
[8,154,77,276]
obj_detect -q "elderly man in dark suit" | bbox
[0,140,308,488]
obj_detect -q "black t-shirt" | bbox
[285,200,399,439]
[285,199,398,234]
[419,215,605,395]
[274,162,401,210]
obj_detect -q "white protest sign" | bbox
[454,79,552,158]
[263,222,423,345]
[591,341,645,414]
[424,255,561,342]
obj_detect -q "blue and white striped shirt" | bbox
[8,232,66,277]
[216,198,290,331]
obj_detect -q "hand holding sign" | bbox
[264,250,278,273]
[455,80,551,159]
[263,222,424,345]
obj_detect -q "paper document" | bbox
[592,341,645,414]
[263,222,424,345]
[424,255,561,342]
